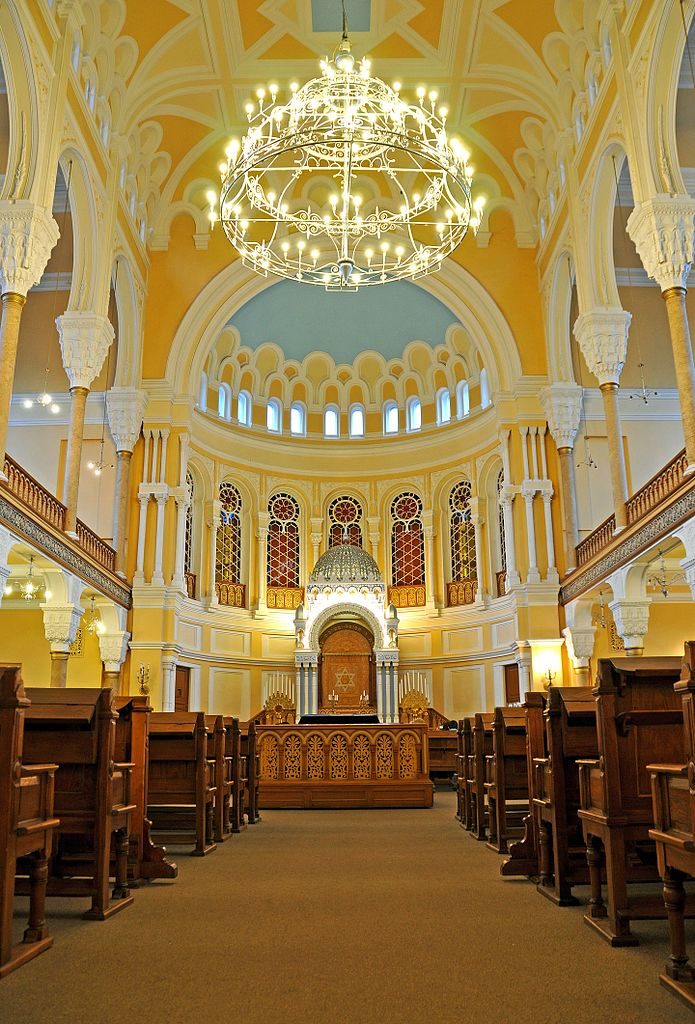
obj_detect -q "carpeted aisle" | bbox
[3,790,693,1024]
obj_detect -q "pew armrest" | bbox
[16,816,61,836]
[21,763,59,776]
[647,763,688,777]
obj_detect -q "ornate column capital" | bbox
[99,630,131,673]
[573,308,631,386]
[206,499,222,528]
[172,486,190,510]
[608,599,650,653]
[106,387,148,453]
[56,311,114,390]
[541,382,583,450]
[41,603,84,653]
[627,194,695,292]
[562,625,595,667]
[0,202,60,297]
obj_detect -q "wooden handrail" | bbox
[576,513,616,567]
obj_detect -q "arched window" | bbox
[184,471,195,596]
[349,403,365,438]
[456,380,470,419]
[406,396,422,432]
[480,368,491,409]
[391,492,425,586]
[216,482,242,585]
[328,495,363,548]
[290,402,306,436]
[449,481,476,582]
[237,390,252,426]
[383,401,399,435]
[324,405,340,438]
[436,388,451,425]
[266,398,282,433]
[267,493,301,588]
[218,382,232,420]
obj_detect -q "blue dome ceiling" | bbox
[229,279,459,362]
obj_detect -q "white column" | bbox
[422,511,436,609]
[541,384,583,572]
[521,484,540,585]
[500,490,520,589]
[107,387,147,577]
[607,566,650,656]
[310,516,322,567]
[152,489,168,586]
[0,524,15,603]
[134,491,150,585]
[99,630,130,692]
[171,486,190,593]
[41,575,86,688]
[206,499,221,607]
[540,486,558,584]
[161,655,177,712]
[470,499,485,606]
[257,512,269,614]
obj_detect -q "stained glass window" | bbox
[216,482,242,584]
[449,481,476,582]
[328,495,363,548]
[267,492,301,587]
[391,492,425,586]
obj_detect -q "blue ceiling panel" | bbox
[312,0,371,33]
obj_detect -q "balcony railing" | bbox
[447,579,477,607]
[215,581,245,607]
[184,571,197,599]
[2,454,116,575]
[267,586,304,610]
[388,584,426,608]
[575,447,691,569]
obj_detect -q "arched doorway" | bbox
[318,620,376,712]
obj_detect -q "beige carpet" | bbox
[3,790,694,1024]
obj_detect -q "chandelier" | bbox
[4,556,47,602]
[213,4,483,289]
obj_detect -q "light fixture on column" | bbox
[212,0,483,290]
[24,161,73,416]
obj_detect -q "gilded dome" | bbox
[309,544,383,587]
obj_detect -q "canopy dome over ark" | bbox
[309,544,383,588]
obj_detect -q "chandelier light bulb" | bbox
[22,398,33,409]
[38,392,52,406]
[217,21,478,290]
[3,583,12,596]
[50,403,60,414]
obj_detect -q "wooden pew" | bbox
[533,686,598,905]
[428,729,458,782]
[19,687,135,920]
[649,642,695,1008]
[241,720,260,825]
[578,656,684,945]
[460,718,475,830]
[113,696,177,881]
[455,720,467,824]
[501,692,545,877]
[224,716,246,834]
[0,666,59,978]
[485,706,529,854]
[147,712,217,856]
[205,715,229,844]
[469,713,493,841]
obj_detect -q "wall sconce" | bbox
[544,665,557,689]
[138,663,150,696]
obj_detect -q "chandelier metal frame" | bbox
[214,10,483,290]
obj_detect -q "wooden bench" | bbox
[501,692,545,876]
[224,716,246,833]
[241,720,260,825]
[19,687,135,920]
[428,730,458,782]
[649,641,695,1008]
[456,720,470,825]
[485,706,529,855]
[0,666,59,978]
[147,712,217,856]
[469,713,493,840]
[205,715,229,844]
[578,656,684,945]
[113,696,177,882]
[533,686,598,905]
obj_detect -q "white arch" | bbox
[307,601,388,651]
[0,2,41,202]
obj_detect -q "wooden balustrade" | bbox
[184,572,196,599]
[75,520,116,573]
[388,584,426,608]
[576,514,616,568]
[266,586,304,610]
[447,579,477,607]
[215,581,246,608]
[625,447,688,525]
[3,455,65,531]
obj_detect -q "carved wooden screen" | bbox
[391,492,425,586]
[216,482,242,583]
[184,470,194,574]
[449,480,476,582]
[328,495,363,548]
[267,492,301,587]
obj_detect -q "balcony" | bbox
[215,581,246,607]
[562,447,695,604]
[267,586,304,610]
[447,579,477,607]
[0,454,129,607]
[388,584,426,608]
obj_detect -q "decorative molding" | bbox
[99,630,131,671]
[0,494,131,607]
[540,382,583,449]
[56,311,115,390]
[106,387,148,452]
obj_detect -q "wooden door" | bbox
[175,666,190,712]
[504,663,520,705]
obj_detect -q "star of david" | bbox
[333,669,355,692]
